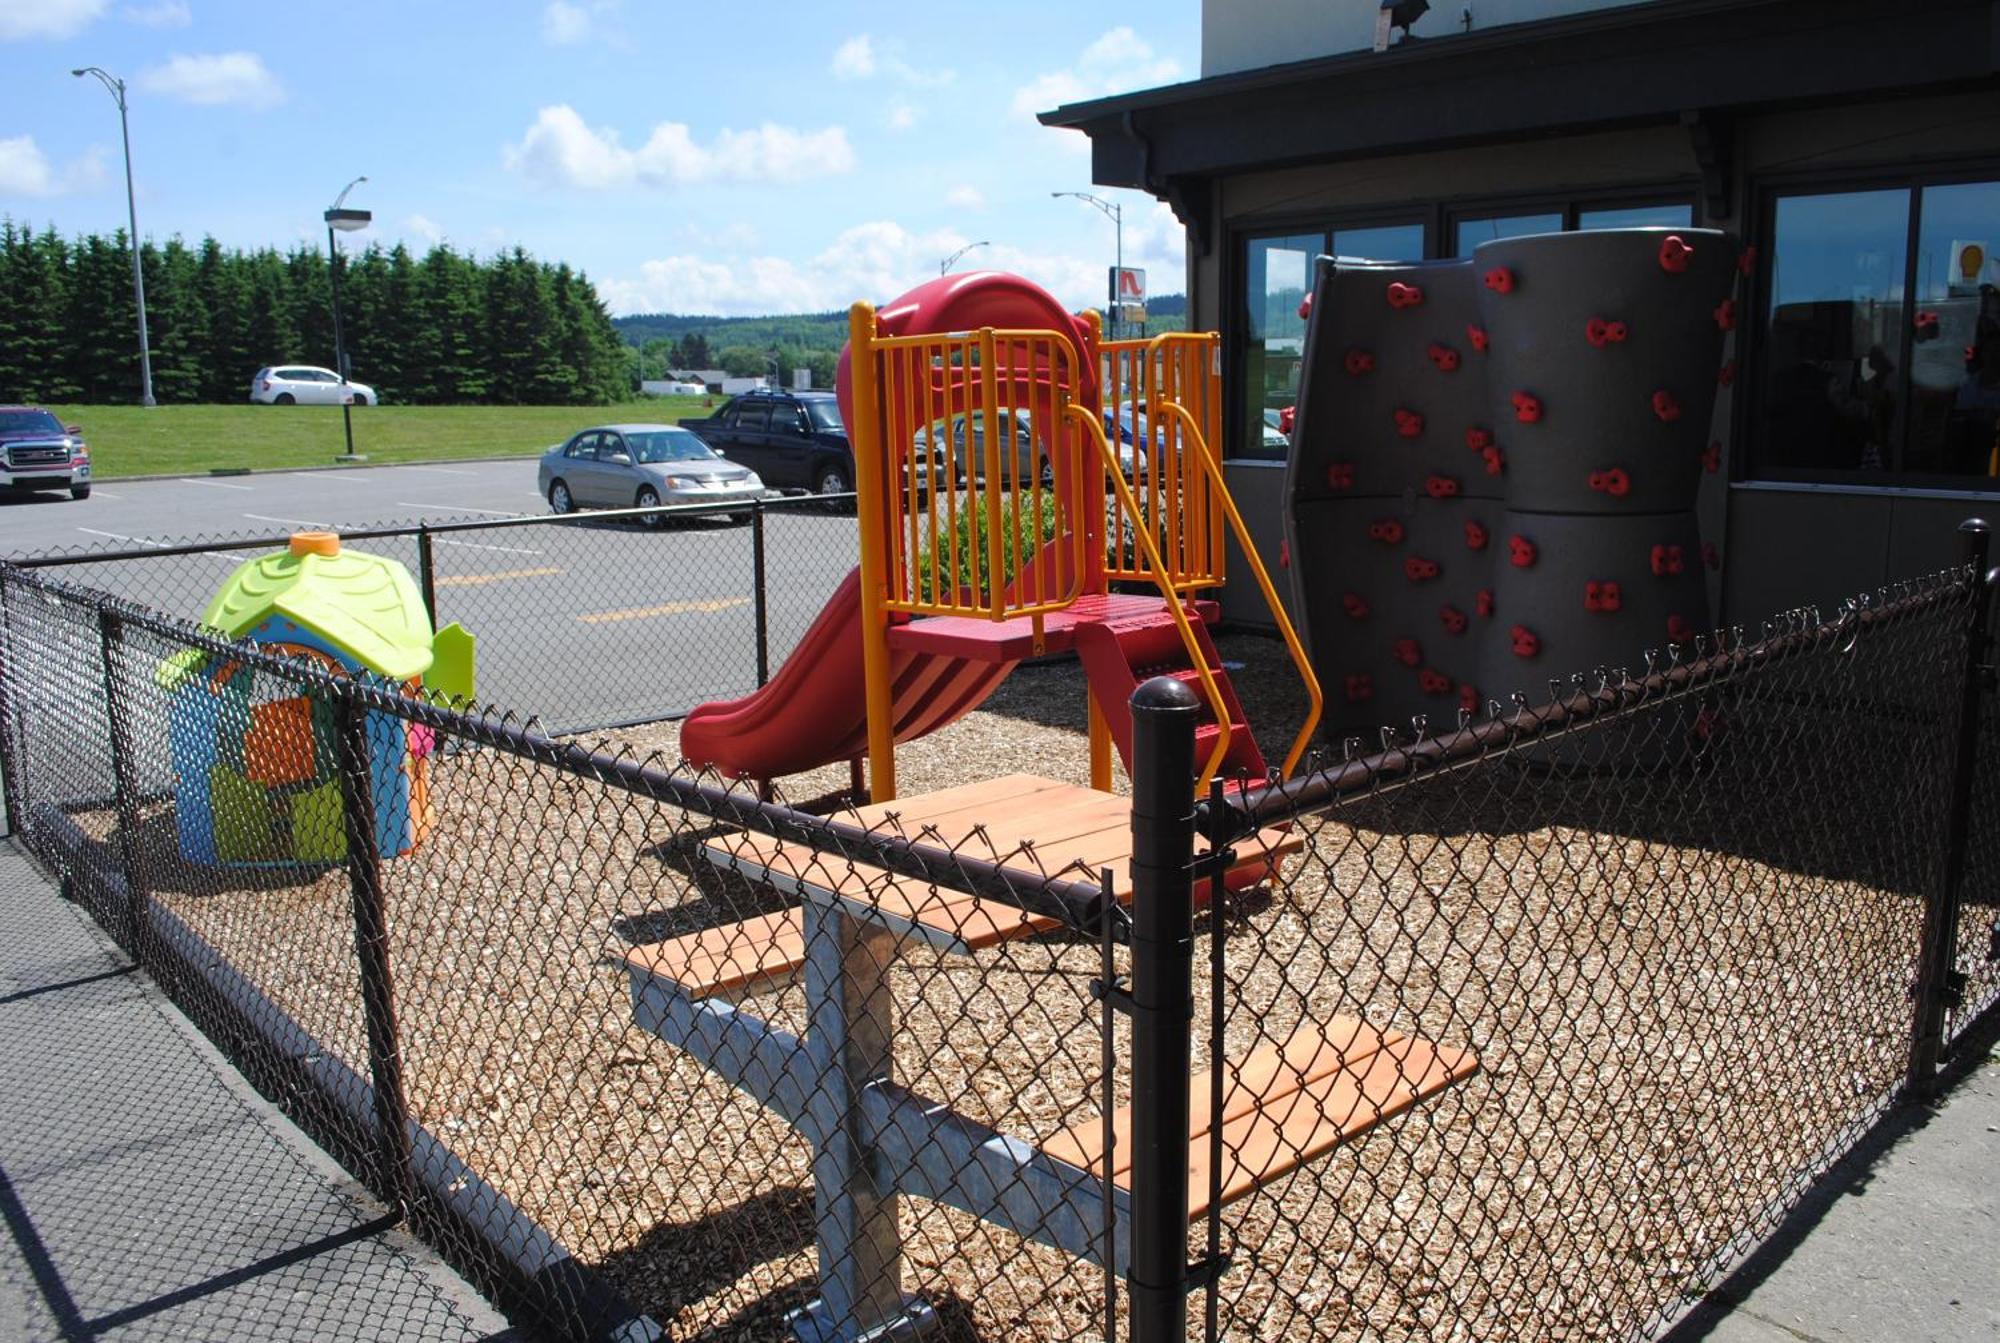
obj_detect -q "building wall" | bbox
[1202,0,1653,77]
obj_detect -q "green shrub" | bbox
[914,491,1061,605]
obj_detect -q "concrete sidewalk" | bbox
[1665,1040,2000,1343]
[0,845,521,1342]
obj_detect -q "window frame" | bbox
[1442,185,1698,257]
[1742,157,2000,491]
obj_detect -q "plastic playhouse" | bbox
[160,531,474,866]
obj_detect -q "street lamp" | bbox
[71,67,155,407]
[325,177,370,461]
[1053,191,1124,339]
[939,241,990,275]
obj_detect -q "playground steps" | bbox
[1072,605,1268,783]
[624,774,1305,1000]
[1040,1015,1480,1218]
[886,593,1219,663]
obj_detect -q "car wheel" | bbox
[815,462,851,513]
[69,484,91,501]
[549,479,574,514]
[636,485,663,527]
[274,393,295,405]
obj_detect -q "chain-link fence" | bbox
[3,521,1998,1343]
[4,494,861,735]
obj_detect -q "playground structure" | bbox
[1284,228,1742,739]
[158,531,475,865]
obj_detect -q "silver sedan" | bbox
[538,423,767,521]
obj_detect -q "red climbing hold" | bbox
[1464,520,1488,550]
[1652,389,1683,422]
[1387,281,1424,309]
[1738,246,1757,277]
[1714,298,1736,331]
[1368,518,1406,545]
[1588,467,1632,498]
[1278,538,1290,570]
[1326,462,1355,490]
[1511,391,1543,423]
[1483,266,1515,295]
[1465,425,1495,452]
[1404,555,1441,582]
[1481,445,1507,476]
[1717,360,1736,387]
[1394,407,1426,438]
[1650,544,1685,576]
[1342,592,1371,619]
[1586,318,1610,347]
[1467,324,1489,353]
[1345,674,1374,702]
[1419,668,1452,696]
[1392,637,1423,668]
[1659,234,1694,273]
[1279,405,1296,435]
[1297,292,1314,321]
[1667,614,1695,643]
[1459,683,1481,717]
[1344,348,1375,376]
[1428,342,1461,372]
[1440,605,1469,635]
[1510,625,1541,658]
[1702,440,1722,474]
[1508,536,1536,568]
[1475,588,1495,618]
[1584,581,1623,613]
[1426,474,1461,499]
[1915,311,1942,339]
[1702,542,1720,570]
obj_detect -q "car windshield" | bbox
[808,401,843,431]
[625,429,717,464]
[0,409,63,436]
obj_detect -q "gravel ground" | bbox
[88,631,1940,1341]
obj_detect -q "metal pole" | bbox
[1127,674,1199,1343]
[1907,517,1993,1099]
[416,524,439,634]
[752,500,770,687]
[328,224,357,459]
[115,85,156,408]
[95,608,148,952]
[334,691,413,1211]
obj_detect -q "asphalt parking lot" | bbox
[1,461,860,731]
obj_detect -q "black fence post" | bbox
[95,607,148,952]
[416,523,439,634]
[333,687,414,1212]
[1908,517,1993,1099]
[752,500,770,688]
[1127,675,1199,1343]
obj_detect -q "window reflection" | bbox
[1243,233,1322,461]
[1454,212,1562,257]
[1759,188,1910,473]
[1578,204,1695,230]
[1911,180,2000,477]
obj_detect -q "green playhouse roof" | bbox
[200,534,436,682]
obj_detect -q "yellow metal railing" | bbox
[1100,331,1228,591]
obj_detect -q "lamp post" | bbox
[71,67,155,407]
[939,241,990,275]
[1053,191,1123,339]
[325,177,371,461]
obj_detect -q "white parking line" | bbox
[243,512,341,529]
[74,527,240,563]
[77,526,141,543]
[397,465,477,476]
[177,477,254,491]
[85,490,120,500]
[395,502,519,516]
[433,538,544,555]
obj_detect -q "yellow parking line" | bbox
[435,566,565,588]
[577,596,751,625]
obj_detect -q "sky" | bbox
[0,0,1200,317]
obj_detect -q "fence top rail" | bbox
[0,560,1111,931]
[1219,565,1979,836]
[4,491,860,569]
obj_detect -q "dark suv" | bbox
[0,405,91,500]
[680,390,855,498]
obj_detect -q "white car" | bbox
[249,365,378,406]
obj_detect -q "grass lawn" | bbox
[49,400,715,479]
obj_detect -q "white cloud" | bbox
[403,213,444,245]
[138,51,285,107]
[542,1,588,44]
[1,0,106,40]
[0,135,108,197]
[831,34,874,80]
[945,185,986,211]
[886,104,917,132]
[597,214,1185,318]
[503,105,855,190]
[122,0,190,27]
[1012,25,1181,122]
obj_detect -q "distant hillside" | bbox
[611,295,1190,349]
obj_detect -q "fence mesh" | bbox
[3,535,1998,1343]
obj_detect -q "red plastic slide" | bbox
[679,271,1093,783]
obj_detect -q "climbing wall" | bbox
[1285,229,1744,740]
